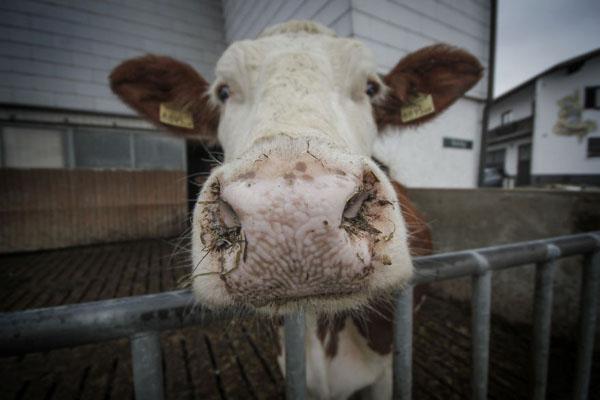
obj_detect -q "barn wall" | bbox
[407,187,600,338]
[222,0,352,41]
[0,168,187,253]
[351,0,489,99]
[0,0,227,114]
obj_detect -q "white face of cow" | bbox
[110,21,482,314]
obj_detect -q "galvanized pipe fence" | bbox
[0,232,598,400]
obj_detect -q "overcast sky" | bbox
[495,0,600,97]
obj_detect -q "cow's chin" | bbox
[190,255,413,316]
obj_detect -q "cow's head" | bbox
[110,21,482,314]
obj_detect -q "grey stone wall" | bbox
[407,188,600,338]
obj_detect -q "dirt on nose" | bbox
[192,155,401,307]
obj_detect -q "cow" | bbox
[110,20,482,400]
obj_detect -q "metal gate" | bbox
[1,232,598,400]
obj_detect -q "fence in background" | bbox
[0,232,598,400]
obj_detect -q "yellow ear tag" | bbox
[159,103,194,129]
[400,93,435,123]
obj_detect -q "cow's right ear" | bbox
[374,44,482,130]
[110,55,219,140]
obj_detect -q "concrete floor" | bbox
[0,239,597,399]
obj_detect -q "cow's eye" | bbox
[217,84,230,102]
[366,80,380,97]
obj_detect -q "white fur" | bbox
[278,316,392,400]
[190,21,410,399]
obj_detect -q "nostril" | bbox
[219,199,241,228]
[343,190,370,219]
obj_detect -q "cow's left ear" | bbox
[374,44,483,129]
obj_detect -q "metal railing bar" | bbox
[0,232,597,359]
[393,285,414,400]
[573,243,600,400]
[0,290,247,357]
[413,232,599,285]
[470,253,492,400]
[284,313,306,400]
[531,245,560,400]
[131,331,164,400]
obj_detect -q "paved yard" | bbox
[0,240,597,399]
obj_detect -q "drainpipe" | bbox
[477,0,498,186]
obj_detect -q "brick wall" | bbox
[0,168,187,253]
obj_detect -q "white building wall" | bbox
[0,0,227,115]
[488,84,534,129]
[222,0,491,188]
[375,98,483,188]
[533,55,600,176]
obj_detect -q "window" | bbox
[500,110,512,125]
[134,134,185,170]
[588,138,600,158]
[584,86,600,109]
[1,123,186,171]
[486,148,506,169]
[73,130,131,168]
[2,127,65,168]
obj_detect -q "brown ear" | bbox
[374,44,483,129]
[110,55,218,139]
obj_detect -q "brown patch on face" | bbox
[295,161,307,172]
[301,174,313,181]
[238,171,256,180]
[334,169,346,176]
[317,314,347,358]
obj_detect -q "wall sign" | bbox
[443,137,473,149]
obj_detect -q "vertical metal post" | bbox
[477,0,497,186]
[284,312,306,400]
[531,245,559,400]
[471,252,492,400]
[393,285,414,400]
[131,331,164,400]
[573,250,600,400]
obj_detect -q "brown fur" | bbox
[317,315,347,357]
[318,180,433,356]
[374,44,483,129]
[109,55,219,140]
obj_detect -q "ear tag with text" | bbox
[159,103,194,129]
[400,93,435,123]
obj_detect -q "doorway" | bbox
[516,143,531,186]
[186,141,223,213]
